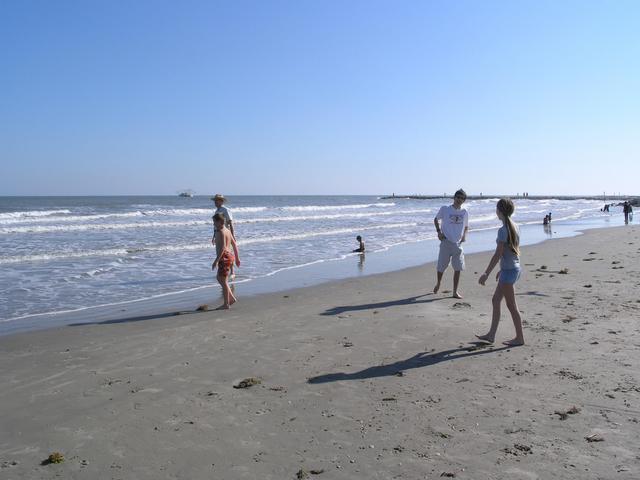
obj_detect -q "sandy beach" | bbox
[1,225,639,479]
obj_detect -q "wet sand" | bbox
[1,225,639,479]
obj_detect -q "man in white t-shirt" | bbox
[211,194,236,276]
[433,189,469,299]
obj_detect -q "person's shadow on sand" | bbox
[307,345,510,384]
[321,294,447,316]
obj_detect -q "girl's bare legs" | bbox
[476,283,504,343]
[501,283,525,346]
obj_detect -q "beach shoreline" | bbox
[1,225,639,479]
[1,212,629,336]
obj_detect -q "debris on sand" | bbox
[440,473,456,478]
[452,302,471,309]
[554,406,581,420]
[503,444,532,455]
[42,452,65,465]
[233,377,262,389]
[562,315,576,323]
[585,433,605,442]
[559,268,569,274]
[540,265,547,270]
[196,304,209,311]
[555,369,584,380]
[296,468,324,479]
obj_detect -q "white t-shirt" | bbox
[215,206,233,226]
[436,205,468,243]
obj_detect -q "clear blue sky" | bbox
[1,0,638,196]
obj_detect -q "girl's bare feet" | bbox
[502,338,525,347]
[433,282,441,294]
[475,334,495,343]
[216,304,230,310]
[453,291,463,299]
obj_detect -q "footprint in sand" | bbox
[452,302,471,309]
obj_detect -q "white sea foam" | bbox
[0,220,209,234]
[0,209,71,220]
[0,208,433,233]
[280,202,395,212]
[238,222,417,245]
[236,208,433,224]
[1,222,419,264]
[0,211,146,225]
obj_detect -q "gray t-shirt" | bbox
[497,225,520,270]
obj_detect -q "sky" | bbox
[1,0,639,196]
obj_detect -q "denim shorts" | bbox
[499,267,521,284]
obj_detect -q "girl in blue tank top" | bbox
[476,198,524,346]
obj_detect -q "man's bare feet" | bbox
[453,291,463,299]
[475,334,495,343]
[433,283,441,294]
[502,338,525,347]
[216,304,230,310]
[229,297,237,306]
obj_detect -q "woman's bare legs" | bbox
[476,283,504,343]
[501,283,524,346]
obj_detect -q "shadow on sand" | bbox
[321,293,448,316]
[68,310,200,327]
[517,290,549,297]
[307,344,511,384]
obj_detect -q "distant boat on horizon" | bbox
[178,190,194,198]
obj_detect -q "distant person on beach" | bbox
[353,235,365,253]
[623,201,631,224]
[548,212,552,222]
[543,215,549,225]
[211,194,236,276]
[212,213,240,309]
[433,189,469,299]
[476,198,524,346]
[630,204,634,222]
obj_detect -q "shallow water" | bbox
[0,195,623,332]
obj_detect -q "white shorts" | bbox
[437,239,465,272]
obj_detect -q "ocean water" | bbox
[0,195,618,329]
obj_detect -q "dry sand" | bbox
[1,226,639,479]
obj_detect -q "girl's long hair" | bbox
[497,198,520,256]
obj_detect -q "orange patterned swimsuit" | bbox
[218,250,235,277]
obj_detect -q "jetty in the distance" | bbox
[381,194,638,204]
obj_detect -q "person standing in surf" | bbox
[433,189,469,299]
[212,213,240,309]
[476,198,524,346]
[211,194,236,277]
